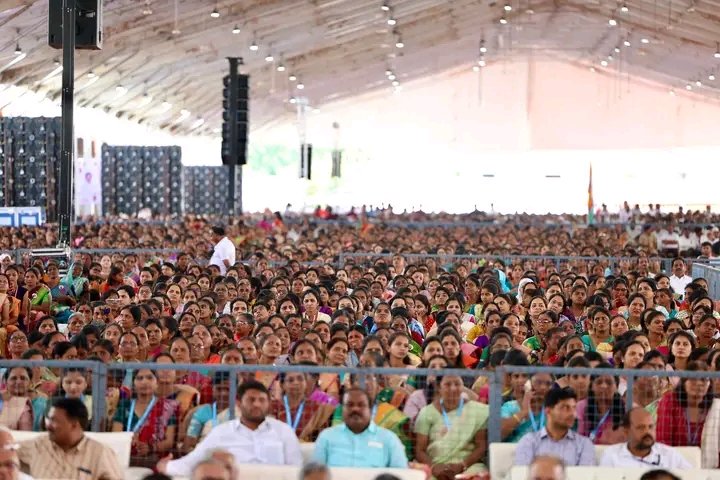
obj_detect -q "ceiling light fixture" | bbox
[623,40,631,47]
[392,80,399,87]
[499,16,508,24]
[685,84,692,90]
[614,46,620,53]
[277,63,286,72]
[589,67,596,72]
[669,89,675,96]
[387,16,397,26]
[479,39,487,54]
[715,43,720,58]
[620,3,629,13]
[87,70,97,78]
[40,65,63,82]
[161,100,172,111]
[289,74,297,81]
[472,65,480,72]
[249,40,259,51]
[265,53,274,62]
[395,37,404,48]
[381,1,390,11]
[385,69,393,76]
[504,3,512,11]
[14,42,22,55]
[232,25,241,34]
[600,60,608,67]
[608,18,617,26]
[696,80,702,87]
[641,37,650,44]
[210,7,220,18]
[709,74,716,80]
[289,97,297,104]
[296,81,305,90]
[137,93,153,108]
[478,58,487,67]
[388,74,396,81]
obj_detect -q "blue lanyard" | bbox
[283,395,305,431]
[439,397,464,431]
[211,402,217,427]
[528,409,545,432]
[686,407,701,445]
[589,410,611,442]
[127,396,156,433]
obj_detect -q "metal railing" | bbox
[11,248,184,264]
[335,252,715,272]
[692,263,720,300]
[3,360,718,446]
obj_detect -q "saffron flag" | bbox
[587,163,595,225]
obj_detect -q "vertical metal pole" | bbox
[57,0,76,247]
[228,366,238,421]
[625,375,634,412]
[91,361,107,431]
[236,160,242,215]
[226,58,239,217]
[488,370,503,443]
[228,164,235,216]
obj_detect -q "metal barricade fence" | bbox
[12,248,185,265]
[336,252,714,273]
[692,263,720,300]
[2,360,718,450]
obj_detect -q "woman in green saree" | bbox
[21,268,51,331]
[415,374,489,480]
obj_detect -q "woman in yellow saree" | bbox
[415,374,489,480]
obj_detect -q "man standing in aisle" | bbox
[669,258,692,300]
[209,226,235,275]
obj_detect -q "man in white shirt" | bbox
[599,408,691,469]
[157,380,302,477]
[668,258,693,299]
[209,226,236,275]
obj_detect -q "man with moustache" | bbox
[157,380,301,477]
[599,408,691,468]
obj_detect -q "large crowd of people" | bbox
[0,209,717,480]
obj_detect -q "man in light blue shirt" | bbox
[313,387,408,468]
[515,387,595,466]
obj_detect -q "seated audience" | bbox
[599,407,692,468]
[18,398,122,480]
[514,387,595,466]
[157,380,302,476]
[313,387,408,468]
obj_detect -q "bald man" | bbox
[599,407,691,468]
[527,456,565,480]
[191,459,231,480]
[0,429,33,480]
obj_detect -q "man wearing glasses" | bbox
[599,408,691,468]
